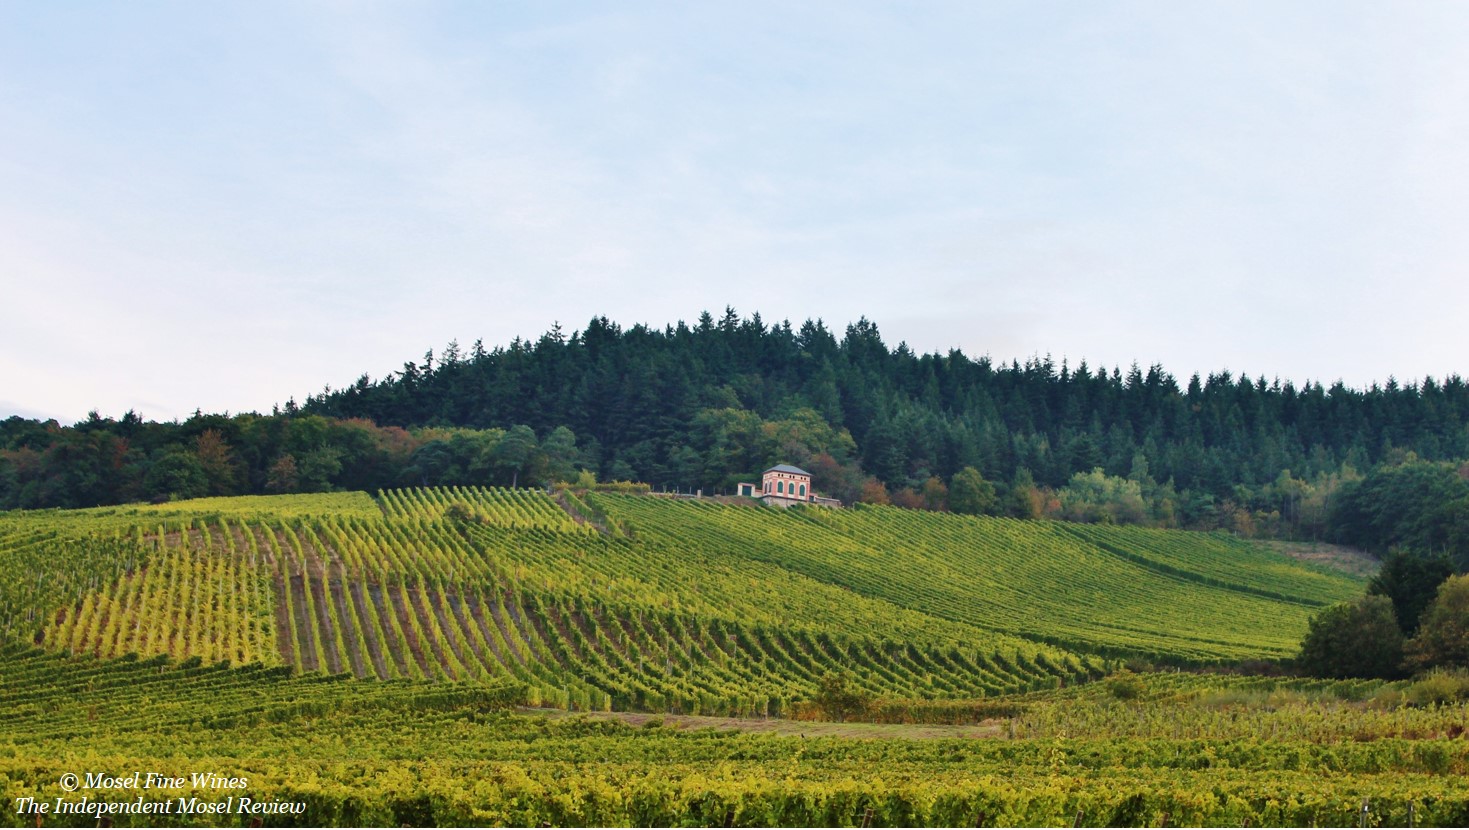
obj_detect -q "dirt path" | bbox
[518,707,1005,740]
[1258,540,1379,579]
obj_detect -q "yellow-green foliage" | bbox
[112,491,383,519]
[0,491,1459,828]
[6,489,1095,712]
[2,648,1468,828]
[589,496,1366,661]
[1057,522,1362,604]
[378,486,590,533]
[41,518,277,666]
[1401,669,1469,707]
[0,488,1379,718]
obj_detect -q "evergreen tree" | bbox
[1368,550,1456,636]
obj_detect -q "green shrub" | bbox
[1403,669,1469,707]
[815,671,874,722]
[1107,670,1146,700]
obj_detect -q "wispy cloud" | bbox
[2,1,1467,422]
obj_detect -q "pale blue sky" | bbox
[3,2,1468,423]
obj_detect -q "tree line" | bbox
[3,310,1468,567]
[0,412,587,509]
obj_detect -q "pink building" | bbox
[736,464,841,507]
[762,464,811,499]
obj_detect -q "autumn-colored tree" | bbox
[890,488,924,510]
[266,454,299,493]
[761,407,858,466]
[814,671,873,722]
[194,429,240,496]
[858,477,891,505]
[1008,468,1045,520]
[920,476,949,512]
[804,452,864,505]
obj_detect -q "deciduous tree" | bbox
[492,425,539,488]
[145,451,208,501]
[1296,595,1404,679]
[1407,574,1469,671]
[949,466,998,516]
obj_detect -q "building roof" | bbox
[763,464,812,477]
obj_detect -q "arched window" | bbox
[800,483,806,497]
[777,481,784,494]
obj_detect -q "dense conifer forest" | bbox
[4,311,1468,565]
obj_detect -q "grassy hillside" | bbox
[1,489,1366,715]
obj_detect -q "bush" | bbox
[1403,669,1469,707]
[814,672,874,722]
[1107,670,1146,700]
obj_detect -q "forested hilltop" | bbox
[3,311,1468,563]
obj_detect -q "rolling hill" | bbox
[1,488,1364,715]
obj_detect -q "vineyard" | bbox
[2,645,1467,827]
[1,487,1369,713]
[583,495,1363,660]
[9,487,1455,826]
[3,489,1120,716]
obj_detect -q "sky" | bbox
[3,1,1468,424]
